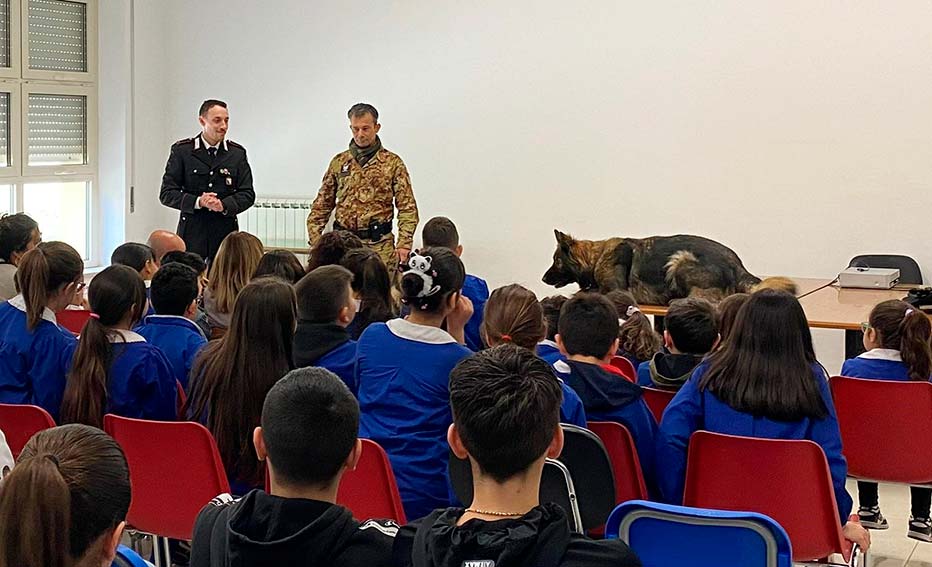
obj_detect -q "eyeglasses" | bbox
[860,322,871,333]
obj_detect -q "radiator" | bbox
[239,198,312,250]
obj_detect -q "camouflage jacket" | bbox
[307,147,418,249]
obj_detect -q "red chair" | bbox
[56,309,93,335]
[609,356,637,382]
[104,415,230,563]
[587,421,648,504]
[642,387,676,423]
[337,439,406,523]
[683,431,859,564]
[830,375,932,484]
[0,403,55,458]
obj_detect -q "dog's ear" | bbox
[554,230,573,252]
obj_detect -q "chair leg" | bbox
[162,537,172,567]
[152,535,169,567]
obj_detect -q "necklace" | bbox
[465,507,525,517]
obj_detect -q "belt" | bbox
[333,220,393,242]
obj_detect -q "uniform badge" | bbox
[220,168,230,175]
[226,177,233,186]
[341,162,350,173]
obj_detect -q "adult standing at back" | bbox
[307,103,419,269]
[160,100,255,263]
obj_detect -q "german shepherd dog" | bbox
[543,230,761,305]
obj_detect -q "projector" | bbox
[838,267,900,289]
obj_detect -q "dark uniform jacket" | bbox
[160,134,255,261]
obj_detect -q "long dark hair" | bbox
[61,265,147,428]
[0,213,38,264]
[0,424,131,567]
[869,299,932,381]
[185,277,297,485]
[699,289,827,421]
[253,249,305,284]
[339,248,395,338]
[17,242,83,330]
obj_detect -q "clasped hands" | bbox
[198,193,224,213]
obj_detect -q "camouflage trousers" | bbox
[368,236,402,288]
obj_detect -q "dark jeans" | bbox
[858,481,932,519]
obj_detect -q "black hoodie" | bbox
[293,321,351,368]
[647,351,704,389]
[190,490,397,567]
[393,504,641,567]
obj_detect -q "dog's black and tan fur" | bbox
[543,230,760,305]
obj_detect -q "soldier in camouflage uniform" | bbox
[307,103,419,269]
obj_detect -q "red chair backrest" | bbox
[831,375,932,483]
[609,356,637,382]
[337,439,406,524]
[0,403,55,458]
[683,431,849,562]
[104,414,230,540]
[56,309,92,335]
[586,421,648,504]
[642,387,676,423]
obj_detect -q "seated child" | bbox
[656,289,870,551]
[136,263,207,391]
[254,249,306,284]
[554,293,657,485]
[111,242,159,317]
[480,283,587,427]
[0,424,146,567]
[60,265,176,427]
[393,345,641,567]
[160,250,210,337]
[293,265,358,393]
[421,216,489,351]
[191,367,397,567]
[356,247,473,521]
[607,290,661,370]
[715,293,750,348]
[842,299,932,541]
[307,229,364,272]
[0,242,82,419]
[637,298,718,390]
[536,295,567,366]
[340,248,397,340]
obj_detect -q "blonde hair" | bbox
[207,232,264,314]
[752,276,798,296]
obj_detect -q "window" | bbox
[0,0,96,262]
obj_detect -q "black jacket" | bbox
[160,134,255,261]
[393,504,641,567]
[190,490,397,567]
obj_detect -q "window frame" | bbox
[21,0,96,82]
[0,79,22,177]
[20,172,92,260]
[21,81,95,176]
[0,0,23,80]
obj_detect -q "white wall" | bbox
[119,0,932,369]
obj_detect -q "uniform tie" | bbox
[207,147,217,159]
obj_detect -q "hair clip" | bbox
[626,306,641,317]
[406,253,441,298]
[906,308,915,317]
[500,334,512,342]
[88,312,100,320]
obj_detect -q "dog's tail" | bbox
[664,250,701,296]
[736,270,762,293]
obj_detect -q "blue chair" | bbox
[606,500,792,567]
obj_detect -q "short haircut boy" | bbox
[449,345,562,481]
[150,263,199,316]
[262,367,359,486]
[111,242,155,273]
[665,297,718,354]
[422,217,459,250]
[295,265,354,323]
[161,250,208,277]
[558,293,619,358]
[540,295,567,341]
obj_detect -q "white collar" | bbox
[107,329,146,344]
[8,295,57,324]
[386,318,457,345]
[857,348,902,362]
[198,135,228,152]
[538,339,559,349]
[144,314,206,339]
[553,359,571,374]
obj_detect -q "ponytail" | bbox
[899,310,932,381]
[339,248,395,337]
[16,242,83,331]
[619,310,662,361]
[0,454,72,567]
[60,317,111,428]
[60,265,146,427]
[0,424,130,567]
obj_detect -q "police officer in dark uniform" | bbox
[160,99,255,262]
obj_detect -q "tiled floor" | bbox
[854,480,932,567]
